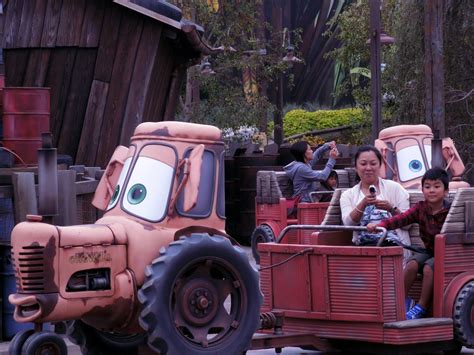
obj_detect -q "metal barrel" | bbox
[2,87,50,166]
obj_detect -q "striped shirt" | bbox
[378,200,450,253]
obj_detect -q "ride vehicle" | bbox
[252,186,474,354]
[250,168,355,263]
[252,124,469,263]
[8,121,262,355]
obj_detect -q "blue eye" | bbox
[408,160,422,172]
[127,184,147,204]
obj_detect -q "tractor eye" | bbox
[127,184,147,205]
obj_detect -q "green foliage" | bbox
[283,108,365,136]
[171,0,302,132]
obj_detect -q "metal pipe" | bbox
[431,129,444,169]
[276,224,387,244]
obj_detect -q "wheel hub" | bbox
[179,278,219,326]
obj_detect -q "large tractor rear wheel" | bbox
[138,233,262,355]
[66,320,146,355]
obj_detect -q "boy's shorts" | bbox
[408,252,434,272]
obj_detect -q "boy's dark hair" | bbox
[422,167,449,190]
[328,170,338,182]
[290,141,310,163]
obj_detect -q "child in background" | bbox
[313,170,338,202]
[367,167,451,320]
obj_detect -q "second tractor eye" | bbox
[409,159,422,172]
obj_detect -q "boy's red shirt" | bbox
[378,200,450,253]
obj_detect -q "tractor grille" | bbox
[14,245,47,293]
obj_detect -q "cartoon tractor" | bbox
[375,124,469,190]
[8,121,262,355]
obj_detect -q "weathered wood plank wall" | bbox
[1,0,191,167]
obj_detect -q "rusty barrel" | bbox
[2,87,50,165]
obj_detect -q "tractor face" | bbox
[375,124,467,189]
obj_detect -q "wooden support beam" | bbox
[12,172,38,224]
[424,0,446,137]
[54,170,77,226]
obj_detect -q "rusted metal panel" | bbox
[40,0,63,47]
[283,318,384,343]
[433,234,446,317]
[309,254,326,313]
[256,203,282,224]
[119,21,161,146]
[298,203,329,243]
[76,80,109,166]
[383,322,452,344]
[259,253,272,312]
[95,12,143,167]
[271,251,311,310]
[444,244,474,274]
[328,255,379,317]
[382,256,403,322]
[79,0,106,47]
[55,0,86,46]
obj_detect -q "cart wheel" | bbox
[67,319,145,354]
[8,329,34,355]
[251,225,275,264]
[453,281,474,347]
[21,331,67,355]
[138,233,262,355]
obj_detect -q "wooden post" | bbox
[369,0,382,144]
[274,75,284,146]
[424,0,445,137]
[12,172,38,223]
[54,170,77,226]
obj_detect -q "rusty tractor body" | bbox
[8,121,262,355]
[375,124,469,190]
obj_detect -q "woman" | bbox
[284,140,339,203]
[340,145,411,262]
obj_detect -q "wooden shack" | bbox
[0,0,216,167]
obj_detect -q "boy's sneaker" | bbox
[406,304,426,320]
[405,298,415,313]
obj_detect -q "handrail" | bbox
[276,224,387,244]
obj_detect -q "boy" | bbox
[367,167,451,320]
[314,170,338,202]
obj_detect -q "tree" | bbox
[172,0,300,134]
